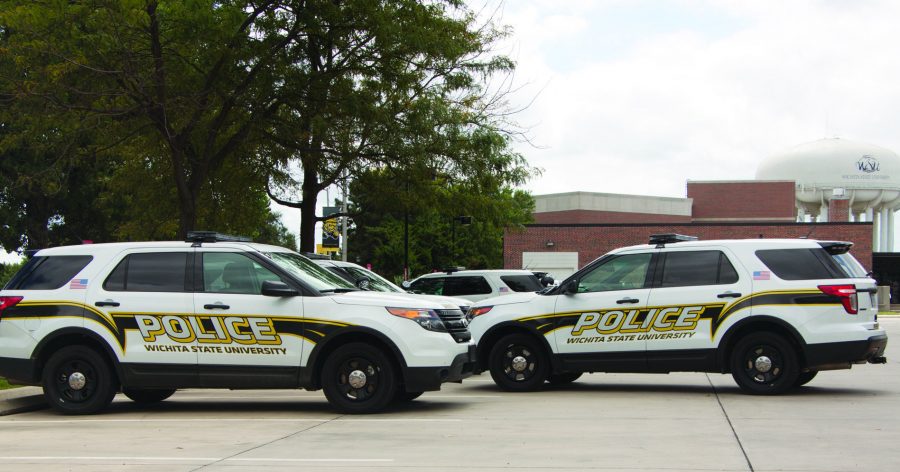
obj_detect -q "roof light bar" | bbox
[185,231,252,244]
[649,233,698,247]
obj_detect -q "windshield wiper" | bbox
[319,288,360,293]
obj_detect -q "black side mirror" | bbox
[561,279,578,295]
[401,280,412,289]
[355,276,372,290]
[261,280,299,297]
[540,275,555,287]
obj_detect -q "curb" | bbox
[0,386,47,416]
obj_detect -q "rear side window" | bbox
[5,256,93,290]
[500,275,543,292]
[756,249,847,280]
[444,276,493,296]
[660,251,739,288]
[104,252,190,292]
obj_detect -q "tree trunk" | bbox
[298,164,320,253]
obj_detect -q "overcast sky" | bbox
[5,0,899,263]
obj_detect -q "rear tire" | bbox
[123,388,176,403]
[730,332,799,395]
[42,345,117,415]
[394,390,424,402]
[321,342,398,414]
[547,372,582,385]
[794,370,818,388]
[488,333,550,392]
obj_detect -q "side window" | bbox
[660,250,739,288]
[756,249,845,280]
[578,253,652,293]
[409,277,445,295]
[500,275,543,292]
[203,252,282,295]
[104,252,189,292]
[8,256,93,290]
[444,276,492,296]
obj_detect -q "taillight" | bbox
[818,285,858,314]
[0,296,23,319]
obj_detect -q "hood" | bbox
[329,291,451,310]
[473,291,541,307]
[411,294,473,308]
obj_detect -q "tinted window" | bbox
[578,253,652,293]
[660,251,739,287]
[409,277,445,295]
[500,275,543,292]
[831,253,868,278]
[203,252,282,295]
[444,276,492,296]
[756,249,846,280]
[9,256,93,290]
[104,252,189,292]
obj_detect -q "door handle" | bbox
[717,292,742,299]
[203,303,230,310]
[616,297,640,304]
[94,300,120,307]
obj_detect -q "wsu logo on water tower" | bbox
[857,155,880,173]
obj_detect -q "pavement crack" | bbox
[707,373,754,472]
[188,414,345,471]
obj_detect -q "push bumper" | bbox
[0,356,38,385]
[401,344,477,392]
[805,334,888,370]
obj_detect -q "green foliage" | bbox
[0,260,24,287]
[348,167,534,279]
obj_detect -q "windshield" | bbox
[265,252,356,292]
[343,266,404,293]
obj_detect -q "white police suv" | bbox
[0,233,475,414]
[468,235,887,394]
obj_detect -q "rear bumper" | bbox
[401,344,477,392]
[0,356,38,385]
[805,334,888,369]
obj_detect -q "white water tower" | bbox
[756,138,900,251]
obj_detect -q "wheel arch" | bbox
[476,321,558,373]
[716,315,808,373]
[30,327,123,385]
[303,326,407,390]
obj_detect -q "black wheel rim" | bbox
[501,344,538,382]
[53,358,97,404]
[336,356,380,402]
[741,344,784,385]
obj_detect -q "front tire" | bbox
[42,345,117,415]
[730,332,799,395]
[123,388,176,403]
[488,333,550,392]
[321,342,398,414]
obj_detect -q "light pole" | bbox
[451,215,473,266]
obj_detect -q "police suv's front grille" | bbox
[435,309,472,343]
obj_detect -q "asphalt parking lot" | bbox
[1,319,898,472]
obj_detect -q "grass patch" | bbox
[0,378,20,390]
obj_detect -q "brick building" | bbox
[504,181,873,280]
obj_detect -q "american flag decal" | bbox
[69,279,88,289]
[752,271,770,280]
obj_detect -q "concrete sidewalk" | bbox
[0,386,46,416]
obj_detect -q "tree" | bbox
[0,1,303,236]
[262,0,531,251]
[347,165,534,279]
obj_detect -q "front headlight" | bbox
[386,307,447,332]
[465,306,493,322]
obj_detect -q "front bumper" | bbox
[401,344,477,392]
[805,334,888,370]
